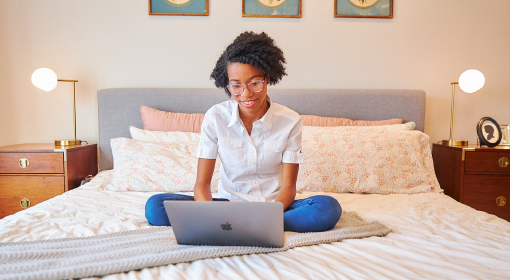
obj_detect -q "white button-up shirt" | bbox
[197,96,303,202]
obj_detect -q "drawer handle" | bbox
[499,157,509,168]
[19,158,30,168]
[496,196,506,207]
[20,198,31,209]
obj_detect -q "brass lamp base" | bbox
[55,139,82,146]
[441,140,468,146]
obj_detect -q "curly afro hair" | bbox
[210,31,287,97]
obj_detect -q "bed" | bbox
[1,88,509,280]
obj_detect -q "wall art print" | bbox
[149,0,208,16]
[335,0,393,18]
[243,0,301,18]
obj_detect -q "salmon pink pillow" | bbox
[140,105,403,133]
[141,105,204,133]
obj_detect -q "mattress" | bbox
[1,170,509,280]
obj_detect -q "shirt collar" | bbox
[227,95,274,131]
[227,100,240,128]
[260,95,274,131]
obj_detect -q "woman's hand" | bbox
[274,163,299,210]
[193,158,216,201]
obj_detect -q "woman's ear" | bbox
[266,75,270,84]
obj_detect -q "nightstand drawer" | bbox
[465,151,510,173]
[0,153,64,174]
[463,174,510,221]
[0,175,64,217]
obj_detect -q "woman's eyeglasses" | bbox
[227,79,266,96]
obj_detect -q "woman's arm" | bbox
[274,162,299,210]
[193,158,216,201]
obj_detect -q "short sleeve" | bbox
[282,116,303,164]
[197,108,219,159]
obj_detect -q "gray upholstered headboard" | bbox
[97,88,426,171]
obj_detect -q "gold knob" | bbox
[499,157,509,168]
[19,158,30,168]
[20,198,31,209]
[496,196,506,207]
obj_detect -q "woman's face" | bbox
[227,62,269,120]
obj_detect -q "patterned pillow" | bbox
[296,126,441,194]
[99,138,221,192]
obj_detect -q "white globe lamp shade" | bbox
[31,68,58,92]
[458,69,485,93]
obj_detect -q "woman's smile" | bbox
[241,99,257,108]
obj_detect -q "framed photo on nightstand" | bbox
[477,117,502,147]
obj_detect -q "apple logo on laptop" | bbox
[221,222,233,231]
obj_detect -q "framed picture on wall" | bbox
[149,0,209,16]
[335,0,393,18]
[243,0,301,18]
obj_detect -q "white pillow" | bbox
[359,122,415,131]
[296,126,441,194]
[99,138,221,192]
[129,126,201,143]
[380,121,415,130]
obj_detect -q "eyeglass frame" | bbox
[226,76,268,96]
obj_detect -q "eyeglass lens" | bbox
[229,80,265,95]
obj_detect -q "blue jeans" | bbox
[145,194,342,233]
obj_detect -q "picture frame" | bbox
[500,124,510,145]
[243,0,302,18]
[335,0,393,18]
[476,117,502,147]
[149,0,209,16]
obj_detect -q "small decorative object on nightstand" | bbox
[0,143,98,218]
[432,143,510,221]
[500,124,510,145]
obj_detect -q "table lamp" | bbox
[442,69,485,146]
[31,68,82,146]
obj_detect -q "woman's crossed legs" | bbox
[145,194,342,233]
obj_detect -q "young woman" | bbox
[145,31,342,232]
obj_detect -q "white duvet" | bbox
[1,170,509,280]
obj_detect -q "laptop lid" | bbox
[164,201,284,248]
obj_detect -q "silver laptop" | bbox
[164,201,284,247]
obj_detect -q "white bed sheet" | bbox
[1,170,509,280]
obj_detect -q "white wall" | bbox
[1,0,509,147]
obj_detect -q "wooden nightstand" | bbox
[0,143,98,218]
[432,144,510,221]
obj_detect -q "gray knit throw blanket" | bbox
[0,212,391,280]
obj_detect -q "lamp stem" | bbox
[56,79,80,146]
[449,82,458,145]
[73,81,76,141]
[442,81,468,146]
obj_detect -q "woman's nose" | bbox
[241,86,254,97]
